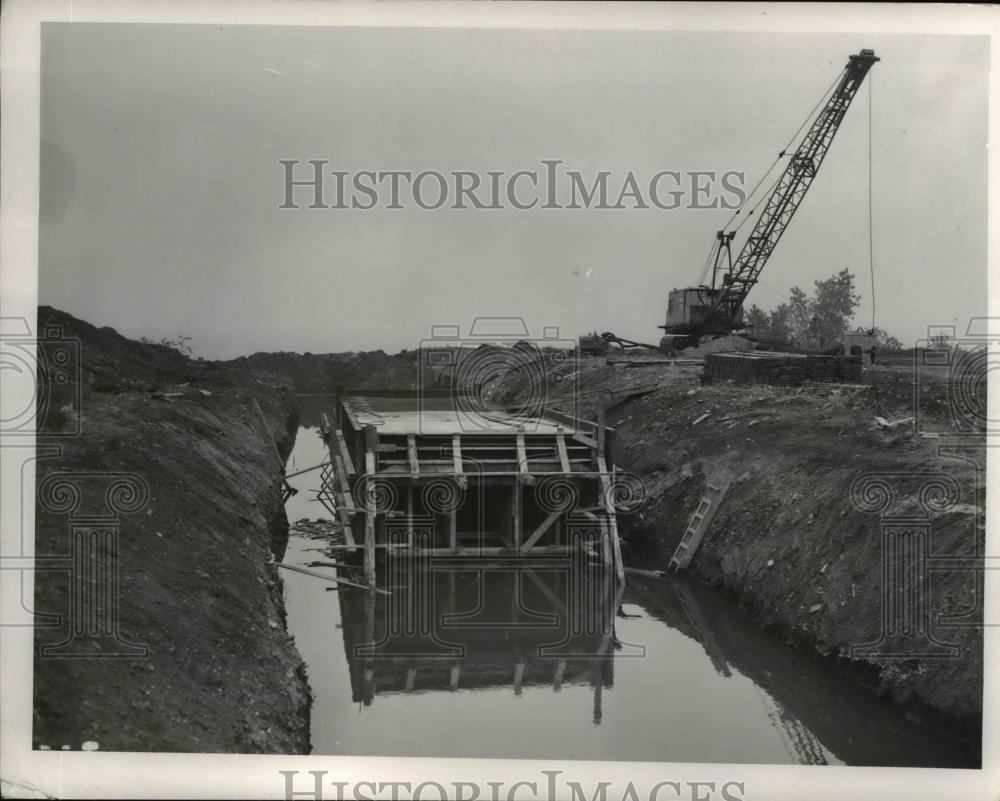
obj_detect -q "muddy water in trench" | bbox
[281,400,972,767]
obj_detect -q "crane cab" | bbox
[661,287,743,335]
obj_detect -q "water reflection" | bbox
[341,557,622,718]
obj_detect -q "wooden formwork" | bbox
[319,390,625,587]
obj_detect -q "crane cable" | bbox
[720,67,848,235]
[696,234,720,286]
[694,66,848,282]
[867,69,877,333]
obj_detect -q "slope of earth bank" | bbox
[32,306,311,753]
[456,346,984,758]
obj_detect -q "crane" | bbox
[659,49,879,343]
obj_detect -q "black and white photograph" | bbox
[1,2,997,799]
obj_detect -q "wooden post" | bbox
[512,480,522,551]
[553,659,567,692]
[452,434,463,476]
[449,505,457,550]
[597,405,606,460]
[556,428,571,473]
[364,424,377,589]
[592,659,603,725]
[600,514,612,571]
[407,483,414,549]
[598,454,626,586]
[407,434,419,476]
[363,583,376,705]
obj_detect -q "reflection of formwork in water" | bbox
[338,562,621,721]
[318,390,626,587]
[629,574,831,765]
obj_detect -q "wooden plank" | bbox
[597,405,606,459]
[306,559,358,569]
[407,434,419,475]
[523,568,568,617]
[599,512,612,569]
[597,455,626,585]
[276,563,391,595]
[285,460,330,479]
[553,659,567,692]
[452,434,463,476]
[513,660,525,696]
[556,429,571,473]
[512,481,522,550]
[516,431,530,479]
[336,429,356,475]
[520,510,560,554]
[364,425,377,588]
[407,484,414,549]
[384,545,574,557]
[333,453,353,497]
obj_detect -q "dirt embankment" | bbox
[466,347,984,757]
[33,307,311,753]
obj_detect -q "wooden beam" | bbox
[553,659,567,692]
[452,434,463,476]
[512,481,522,550]
[407,434,419,475]
[599,512,612,570]
[275,563,391,596]
[364,424,377,588]
[597,405,606,460]
[597,455,626,585]
[407,483,414,549]
[523,568,568,617]
[376,545,575,557]
[285,460,330,479]
[336,430,356,475]
[516,431,530,479]
[556,429,571,473]
[520,510,560,555]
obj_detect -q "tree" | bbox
[745,304,770,338]
[741,269,890,350]
[786,286,813,346]
[812,269,861,347]
[768,302,794,344]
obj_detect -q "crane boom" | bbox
[661,49,879,339]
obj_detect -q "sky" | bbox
[39,24,988,359]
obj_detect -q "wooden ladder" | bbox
[669,471,733,571]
